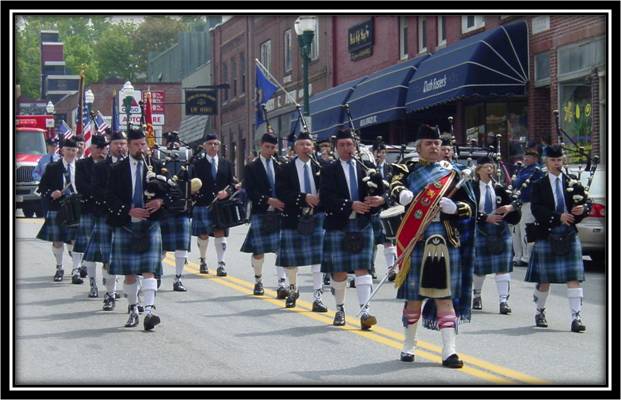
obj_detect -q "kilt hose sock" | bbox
[175,250,187,280]
[402,306,421,355]
[383,245,397,270]
[473,274,486,295]
[197,237,208,259]
[71,252,83,275]
[286,267,299,290]
[355,274,373,314]
[495,273,511,303]
[533,286,550,312]
[567,287,584,320]
[214,237,226,264]
[102,266,117,294]
[52,244,64,266]
[125,281,139,308]
[251,256,263,283]
[142,277,158,314]
[331,278,347,307]
[311,264,323,293]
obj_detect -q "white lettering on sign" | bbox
[422,75,448,93]
[360,115,377,127]
[120,114,142,125]
[151,114,165,125]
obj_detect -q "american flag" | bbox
[95,111,109,133]
[82,102,92,157]
[58,120,73,140]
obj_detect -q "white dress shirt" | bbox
[61,159,77,193]
[295,157,317,195]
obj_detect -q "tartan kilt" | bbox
[72,212,94,253]
[83,215,112,263]
[525,225,584,283]
[160,212,191,251]
[191,205,229,237]
[108,221,163,276]
[397,222,462,301]
[276,213,325,267]
[474,222,513,275]
[240,213,281,255]
[370,213,387,245]
[321,218,374,273]
[36,210,77,244]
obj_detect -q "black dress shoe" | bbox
[156,275,162,289]
[472,296,482,310]
[102,293,115,311]
[125,310,139,327]
[442,354,464,368]
[216,263,227,277]
[535,309,548,328]
[312,299,328,312]
[79,265,88,278]
[199,258,208,274]
[143,313,161,331]
[276,286,289,300]
[387,270,396,282]
[333,309,346,326]
[571,318,586,333]
[53,268,64,282]
[253,282,264,296]
[360,313,377,331]
[285,290,299,308]
[71,274,84,284]
[88,285,99,298]
[323,274,330,287]
[173,280,187,292]
[349,279,356,288]
[499,302,512,315]
[400,352,415,362]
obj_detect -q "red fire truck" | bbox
[15,115,54,217]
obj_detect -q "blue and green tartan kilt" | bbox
[83,215,112,263]
[525,226,584,283]
[240,213,281,255]
[191,205,229,237]
[397,222,462,301]
[108,220,163,276]
[321,218,374,274]
[36,210,77,244]
[474,222,513,275]
[72,212,94,253]
[370,213,387,245]
[276,213,325,267]
[160,212,191,252]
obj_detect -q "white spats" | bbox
[214,237,226,263]
[197,237,208,258]
[175,250,187,277]
[495,273,511,303]
[52,245,64,266]
[567,287,584,319]
[124,281,139,306]
[84,261,97,279]
[311,264,323,291]
[331,279,347,306]
[142,277,158,313]
[440,327,457,361]
[251,257,264,281]
[533,287,550,310]
[355,274,373,313]
[402,322,419,355]
[286,267,298,289]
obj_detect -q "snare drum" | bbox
[211,199,247,229]
[379,205,405,240]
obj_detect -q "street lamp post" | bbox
[120,81,134,132]
[295,16,316,132]
[85,89,95,131]
[45,101,55,141]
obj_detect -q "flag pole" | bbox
[255,58,299,108]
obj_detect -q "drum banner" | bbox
[394,171,456,288]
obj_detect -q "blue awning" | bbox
[291,77,368,141]
[347,54,429,129]
[405,20,529,113]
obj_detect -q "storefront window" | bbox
[486,102,507,149]
[464,103,485,145]
[559,80,592,164]
[506,102,528,162]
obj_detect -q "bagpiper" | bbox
[190,133,235,277]
[320,128,385,329]
[83,130,127,311]
[275,131,328,311]
[74,134,109,297]
[36,137,80,283]
[390,124,475,368]
[471,156,522,314]
[240,132,287,298]
[525,144,589,333]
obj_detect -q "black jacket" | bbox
[91,157,122,217]
[243,157,279,215]
[191,155,235,206]
[105,156,169,227]
[276,157,323,229]
[472,181,521,226]
[320,159,385,231]
[38,159,75,211]
[529,172,588,236]
[75,157,98,214]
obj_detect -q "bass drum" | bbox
[379,204,405,240]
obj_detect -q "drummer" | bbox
[36,137,80,282]
[190,133,235,276]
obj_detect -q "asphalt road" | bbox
[12,216,610,387]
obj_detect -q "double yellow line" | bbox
[163,254,547,385]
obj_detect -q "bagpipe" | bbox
[58,181,82,228]
[288,104,323,175]
[553,110,598,208]
[341,103,389,195]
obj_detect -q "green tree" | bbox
[132,16,187,78]
[97,22,139,81]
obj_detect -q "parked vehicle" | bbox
[15,115,53,218]
[567,164,606,254]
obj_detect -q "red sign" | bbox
[144,91,165,113]
[16,115,54,131]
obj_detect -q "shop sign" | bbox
[185,89,217,115]
[348,19,374,53]
[422,75,448,93]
